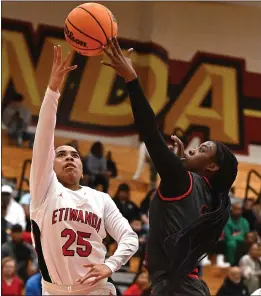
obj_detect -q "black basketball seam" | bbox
[105,8,113,43]
[77,6,108,43]
[66,18,103,45]
[70,44,102,51]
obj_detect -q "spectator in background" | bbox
[2,93,34,148]
[123,271,150,296]
[2,224,38,282]
[2,185,26,230]
[253,194,261,237]
[1,192,12,244]
[25,272,42,296]
[140,189,156,233]
[224,201,250,265]
[132,142,158,190]
[1,257,23,296]
[106,151,118,178]
[85,141,110,193]
[130,219,147,253]
[216,266,249,296]
[202,230,230,268]
[234,232,259,266]
[113,183,141,223]
[243,198,257,231]
[239,243,261,294]
[19,192,31,232]
[252,289,261,295]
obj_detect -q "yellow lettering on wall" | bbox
[164,63,239,144]
[70,50,168,126]
[2,30,73,114]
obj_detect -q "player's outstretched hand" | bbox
[48,45,77,93]
[101,38,137,82]
[169,135,186,159]
[76,263,112,286]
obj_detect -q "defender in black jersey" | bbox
[102,39,238,296]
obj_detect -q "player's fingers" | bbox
[102,46,115,61]
[89,275,103,286]
[168,145,174,150]
[113,37,123,56]
[80,272,99,283]
[83,264,94,268]
[53,46,57,65]
[57,45,62,65]
[126,48,134,57]
[60,51,72,69]
[62,65,77,74]
[175,136,185,149]
[101,61,114,68]
[109,38,120,58]
[171,135,184,148]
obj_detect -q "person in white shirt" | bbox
[29,45,139,296]
[239,243,261,294]
[2,185,26,230]
[252,289,261,295]
[132,142,158,189]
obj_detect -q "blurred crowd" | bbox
[2,96,261,295]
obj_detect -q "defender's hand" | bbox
[168,135,186,159]
[48,45,77,92]
[101,38,137,83]
[76,264,112,286]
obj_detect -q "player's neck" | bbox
[64,183,81,191]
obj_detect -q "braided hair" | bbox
[165,141,238,289]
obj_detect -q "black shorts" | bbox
[151,277,210,296]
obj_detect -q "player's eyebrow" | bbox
[55,150,65,154]
[55,150,79,155]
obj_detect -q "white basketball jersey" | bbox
[31,174,111,285]
[30,88,138,287]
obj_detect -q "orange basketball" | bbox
[64,2,118,56]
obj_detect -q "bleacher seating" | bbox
[2,132,261,295]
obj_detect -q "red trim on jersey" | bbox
[157,172,193,201]
[202,176,212,188]
[188,268,199,279]
[188,274,199,279]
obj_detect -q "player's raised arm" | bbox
[30,46,77,211]
[102,39,191,198]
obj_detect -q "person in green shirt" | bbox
[224,201,250,264]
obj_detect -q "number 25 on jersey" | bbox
[61,229,92,257]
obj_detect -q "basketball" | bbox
[64,2,118,56]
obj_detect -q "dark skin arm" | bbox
[102,39,190,197]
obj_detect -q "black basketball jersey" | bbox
[147,172,213,282]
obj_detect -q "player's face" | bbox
[184,141,220,175]
[54,145,83,186]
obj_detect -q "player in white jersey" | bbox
[29,45,139,295]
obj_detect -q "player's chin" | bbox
[61,172,80,184]
[183,159,195,172]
